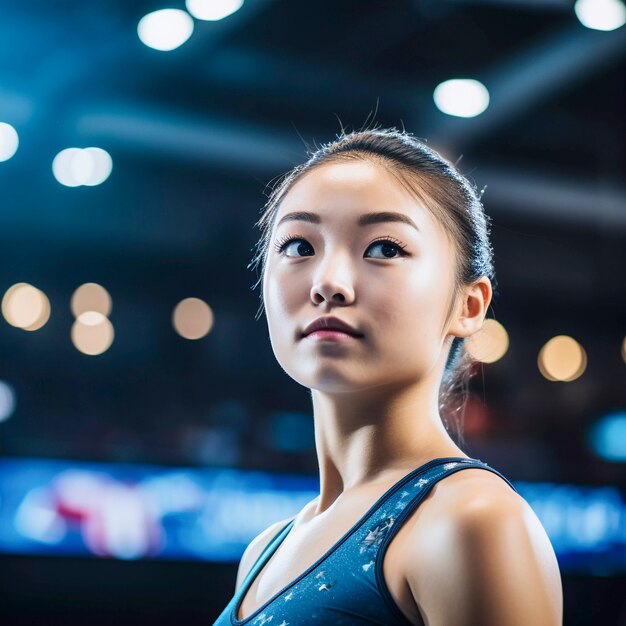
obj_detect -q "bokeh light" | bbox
[73,148,113,186]
[77,311,107,326]
[52,147,112,187]
[71,316,114,355]
[186,0,244,21]
[172,297,214,340]
[71,283,112,318]
[587,410,626,461]
[1,283,51,331]
[137,9,194,51]
[464,318,510,364]
[538,335,587,382]
[433,78,490,118]
[0,122,19,162]
[0,380,16,423]
[575,0,626,32]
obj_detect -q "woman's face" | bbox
[262,159,461,393]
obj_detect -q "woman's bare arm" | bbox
[404,490,563,626]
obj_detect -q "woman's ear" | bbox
[448,276,492,339]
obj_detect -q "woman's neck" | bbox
[310,382,468,514]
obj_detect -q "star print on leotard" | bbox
[394,489,413,510]
[314,569,338,591]
[359,514,395,555]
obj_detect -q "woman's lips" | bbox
[304,329,361,341]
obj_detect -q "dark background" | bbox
[0,0,625,624]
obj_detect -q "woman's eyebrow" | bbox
[276,211,420,232]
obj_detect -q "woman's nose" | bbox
[309,256,356,305]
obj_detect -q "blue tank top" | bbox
[212,456,518,626]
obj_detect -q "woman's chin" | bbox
[297,371,371,394]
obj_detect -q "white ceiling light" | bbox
[575,0,626,31]
[52,147,112,187]
[76,148,112,186]
[186,0,244,21]
[0,122,19,162]
[433,78,490,118]
[137,9,194,51]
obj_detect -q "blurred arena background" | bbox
[0,0,625,624]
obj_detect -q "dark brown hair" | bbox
[248,126,496,448]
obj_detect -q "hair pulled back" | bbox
[248,126,496,447]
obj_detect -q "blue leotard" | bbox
[212,456,518,626]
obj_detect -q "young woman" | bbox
[213,128,563,626]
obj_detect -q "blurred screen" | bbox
[0,457,624,574]
[0,457,319,562]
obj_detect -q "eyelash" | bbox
[272,233,409,257]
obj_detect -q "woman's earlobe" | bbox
[449,316,483,340]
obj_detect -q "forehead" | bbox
[275,159,432,228]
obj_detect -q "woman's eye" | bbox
[274,236,314,257]
[365,239,407,259]
[273,236,408,259]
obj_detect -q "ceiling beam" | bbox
[75,103,626,231]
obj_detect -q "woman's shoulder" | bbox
[431,463,523,512]
[400,465,563,625]
[402,464,526,556]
